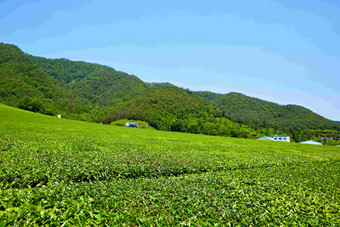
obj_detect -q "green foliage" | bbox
[0,104,339,225]
[0,43,77,116]
[196,91,340,131]
[28,55,147,107]
[1,42,339,141]
[17,96,42,112]
[106,85,215,127]
[110,119,155,129]
[145,82,174,88]
[104,85,258,138]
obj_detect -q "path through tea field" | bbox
[0,103,339,225]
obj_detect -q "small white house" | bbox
[273,135,290,142]
[57,114,61,118]
[300,140,322,145]
[256,136,274,141]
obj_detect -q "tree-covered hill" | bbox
[0,42,147,121]
[104,85,260,138]
[28,55,147,107]
[106,85,218,131]
[0,43,77,115]
[1,42,339,141]
[196,91,340,131]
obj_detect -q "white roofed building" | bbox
[273,135,290,142]
[256,136,274,141]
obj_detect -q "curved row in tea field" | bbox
[0,104,339,225]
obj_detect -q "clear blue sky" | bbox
[1,0,339,121]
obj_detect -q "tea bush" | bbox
[0,104,339,225]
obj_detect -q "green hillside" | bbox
[0,43,259,138]
[29,55,147,107]
[105,85,268,139]
[1,103,339,225]
[0,42,148,121]
[1,42,339,140]
[106,85,217,130]
[196,91,340,131]
[0,43,76,115]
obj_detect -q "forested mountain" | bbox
[106,85,218,131]
[0,43,77,115]
[1,42,339,143]
[29,56,147,107]
[0,42,148,121]
[196,91,340,131]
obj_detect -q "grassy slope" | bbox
[0,103,339,225]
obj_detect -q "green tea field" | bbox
[0,103,339,226]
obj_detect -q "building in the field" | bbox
[300,140,322,145]
[57,114,61,118]
[256,136,274,141]
[273,135,290,142]
[256,135,290,142]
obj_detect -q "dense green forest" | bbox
[29,55,147,107]
[196,91,340,131]
[1,42,339,144]
[105,85,259,138]
[0,43,78,116]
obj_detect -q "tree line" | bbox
[1,42,339,145]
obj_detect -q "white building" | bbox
[256,136,274,141]
[300,140,322,145]
[273,135,290,142]
[57,114,61,118]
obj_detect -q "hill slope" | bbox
[1,42,339,135]
[196,91,340,131]
[1,102,339,225]
[106,84,219,131]
[29,55,147,107]
[0,43,76,115]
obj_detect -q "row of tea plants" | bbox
[0,104,339,225]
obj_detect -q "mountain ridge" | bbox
[0,43,77,115]
[28,55,147,107]
[1,42,339,142]
[195,91,338,130]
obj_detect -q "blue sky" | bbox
[1,0,339,121]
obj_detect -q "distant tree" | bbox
[17,96,42,112]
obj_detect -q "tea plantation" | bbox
[0,103,339,226]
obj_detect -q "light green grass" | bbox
[0,103,339,226]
